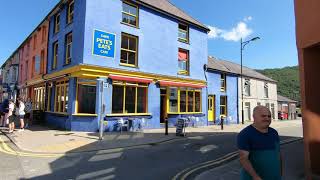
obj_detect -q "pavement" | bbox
[0,120,302,154]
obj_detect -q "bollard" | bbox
[165,117,169,135]
[221,117,224,130]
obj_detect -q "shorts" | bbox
[18,115,25,119]
[8,115,16,123]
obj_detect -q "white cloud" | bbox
[207,17,253,42]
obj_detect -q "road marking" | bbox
[0,136,65,158]
[172,137,303,180]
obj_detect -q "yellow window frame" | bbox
[47,85,52,111]
[33,86,45,110]
[53,41,58,70]
[111,81,148,115]
[67,0,74,24]
[54,13,60,33]
[122,1,139,27]
[220,74,226,92]
[178,23,189,43]
[75,78,97,114]
[120,33,138,67]
[54,79,69,113]
[65,32,72,65]
[178,48,189,75]
[220,96,227,117]
[166,87,202,114]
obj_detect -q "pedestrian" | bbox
[8,100,15,133]
[0,102,4,127]
[24,98,32,128]
[2,99,9,127]
[16,98,25,131]
[237,106,283,180]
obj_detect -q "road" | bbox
[0,121,303,180]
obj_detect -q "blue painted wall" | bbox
[207,71,238,124]
[82,0,208,80]
[47,0,86,73]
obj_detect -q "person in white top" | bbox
[8,100,15,133]
[16,98,25,131]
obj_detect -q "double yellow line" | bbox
[0,136,64,158]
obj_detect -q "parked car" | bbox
[278,111,285,120]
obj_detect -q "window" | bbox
[33,86,45,110]
[178,23,189,43]
[264,82,269,98]
[52,41,58,70]
[244,79,251,96]
[122,2,138,27]
[67,0,74,24]
[32,56,35,77]
[25,60,28,80]
[178,49,189,75]
[265,103,270,110]
[42,27,46,43]
[244,102,251,121]
[120,33,138,66]
[54,13,60,33]
[77,79,96,114]
[54,80,69,113]
[220,96,227,116]
[257,102,261,106]
[40,50,45,74]
[65,32,72,65]
[20,65,23,82]
[112,81,147,114]
[33,35,37,50]
[34,55,40,75]
[220,74,226,92]
[47,83,53,111]
[168,87,201,113]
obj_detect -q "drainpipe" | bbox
[203,64,208,126]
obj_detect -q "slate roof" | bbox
[278,95,297,103]
[207,56,277,83]
[137,0,210,31]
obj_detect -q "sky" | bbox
[0,0,298,70]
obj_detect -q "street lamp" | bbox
[240,36,260,124]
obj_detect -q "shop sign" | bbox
[92,29,116,58]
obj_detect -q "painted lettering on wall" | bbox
[92,30,116,58]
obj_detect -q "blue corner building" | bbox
[44,0,210,131]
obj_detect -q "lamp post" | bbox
[240,37,260,124]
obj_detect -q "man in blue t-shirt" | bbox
[237,106,282,180]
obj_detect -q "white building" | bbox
[210,59,278,122]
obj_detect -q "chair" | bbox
[117,118,129,133]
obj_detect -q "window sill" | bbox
[178,38,189,44]
[63,63,71,67]
[167,112,203,115]
[106,113,151,117]
[45,111,68,116]
[120,22,139,29]
[119,63,138,68]
[72,113,98,117]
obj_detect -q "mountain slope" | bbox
[257,66,300,103]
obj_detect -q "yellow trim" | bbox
[75,78,78,113]
[119,63,137,68]
[44,64,206,85]
[178,23,189,43]
[46,111,68,116]
[26,77,45,86]
[72,113,98,117]
[168,112,203,115]
[47,85,52,111]
[106,113,151,117]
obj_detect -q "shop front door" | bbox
[208,95,215,122]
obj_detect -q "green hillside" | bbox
[257,66,301,103]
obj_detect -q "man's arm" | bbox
[239,150,262,180]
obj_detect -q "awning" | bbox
[109,74,153,83]
[159,80,206,88]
